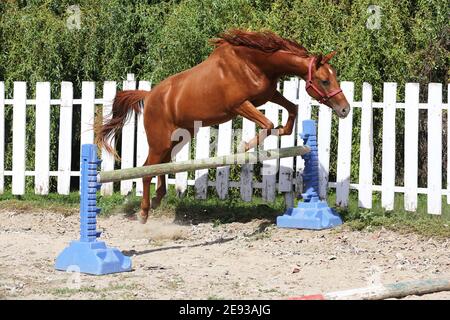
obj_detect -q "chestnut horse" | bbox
[95,30,350,224]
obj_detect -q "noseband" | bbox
[305,57,342,104]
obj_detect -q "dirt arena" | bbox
[1,209,449,299]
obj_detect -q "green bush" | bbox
[0,0,448,193]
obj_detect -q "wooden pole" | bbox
[98,146,310,184]
[289,279,450,300]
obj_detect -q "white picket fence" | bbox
[0,75,448,215]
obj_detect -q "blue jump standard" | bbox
[277,120,343,230]
[55,144,131,275]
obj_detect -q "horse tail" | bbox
[95,90,148,160]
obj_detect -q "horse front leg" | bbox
[269,91,298,136]
[234,100,276,152]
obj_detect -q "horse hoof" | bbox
[136,210,148,224]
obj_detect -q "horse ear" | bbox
[321,50,337,64]
[315,54,323,69]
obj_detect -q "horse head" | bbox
[305,51,350,118]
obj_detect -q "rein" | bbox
[305,57,342,104]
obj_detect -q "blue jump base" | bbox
[55,144,131,275]
[277,120,343,230]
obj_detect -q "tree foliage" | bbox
[0,0,448,191]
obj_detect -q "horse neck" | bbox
[267,51,311,79]
[233,47,311,81]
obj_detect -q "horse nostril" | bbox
[342,108,347,114]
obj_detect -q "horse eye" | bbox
[321,80,330,86]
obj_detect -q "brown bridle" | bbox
[305,56,342,104]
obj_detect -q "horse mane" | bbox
[210,29,309,57]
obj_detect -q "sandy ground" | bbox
[0,209,449,300]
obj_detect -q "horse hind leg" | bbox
[138,149,170,224]
[151,152,172,209]
[139,126,193,222]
